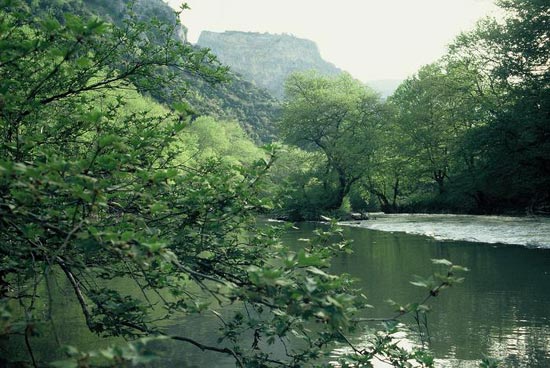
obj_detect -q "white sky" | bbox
[167,0,499,81]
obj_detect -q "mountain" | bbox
[197,31,342,98]
[34,0,280,142]
[33,0,188,42]
[95,1,281,141]
[181,72,280,142]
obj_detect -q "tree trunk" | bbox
[326,171,356,211]
[391,177,400,210]
[377,194,391,212]
[434,170,446,194]
[325,174,347,210]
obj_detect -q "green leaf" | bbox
[431,258,453,266]
[50,360,78,368]
[451,265,469,272]
[98,134,119,148]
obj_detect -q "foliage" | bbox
[444,0,550,213]
[187,0,549,215]
[368,0,550,214]
[37,0,282,143]
[268,146,335,220]
[181,116,265,165]
[0,2,467,367]
[177,0,550,216]
[50,337,168,368]
[180,68,282,143]
[390,63,471,195]
[279,72,385,215]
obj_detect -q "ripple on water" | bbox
[340,214,550,248]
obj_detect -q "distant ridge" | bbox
[197,31,342,98]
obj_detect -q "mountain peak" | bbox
[197,31,341,98]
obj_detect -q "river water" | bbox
[339,213,550,248]
[332,214,550,367]
[2,215,550,367]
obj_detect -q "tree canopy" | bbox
[280,73,384,212]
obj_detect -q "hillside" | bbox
[181,72,281,141]
[197,31,342,98]
[34,0,280,142]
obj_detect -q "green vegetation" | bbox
[0,1,466,367]
[442,0,550,213]
[276,73,384,218]
[0,0,547,366]
[36,0,280,143]
[275,0,549,217]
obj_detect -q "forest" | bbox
[0,0,548,367]
[274,0,549,218]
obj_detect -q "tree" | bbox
[361,111,416,212]
[379,0,549,214]
[280,72,385,212]
[183,116,265,165]
[389,64,456,195]
[447,0,550,213]
[0,1,347,366]
[387,58,497,213]
[268,145,332,220]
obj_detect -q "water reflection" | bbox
[152,221,550,367]
[292,222,550,368]
[2,220,549,367]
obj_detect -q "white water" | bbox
[340,214,550,248]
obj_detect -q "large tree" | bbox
[447,0,550,213]
[280,72,385,211]
[389,64,462,195]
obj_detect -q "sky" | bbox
[167,0,500,82]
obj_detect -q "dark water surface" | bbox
[314,223,550,367]
[2,218,550,367]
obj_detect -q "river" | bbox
[339,213,550,248]
[331,214,550,367]
[2,215,550,367]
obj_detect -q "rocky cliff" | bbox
[197,31,342,98]
[34,0,280,142]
